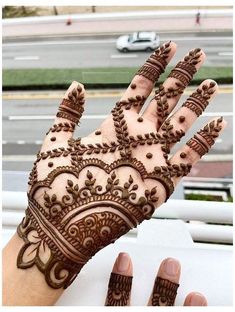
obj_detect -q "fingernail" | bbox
[190,293,207,306]
[117,253,130,273]
[164,258,180,276]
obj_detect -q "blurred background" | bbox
[1,7,233,304]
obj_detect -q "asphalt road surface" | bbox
[2,32,232,69]
[2,88,232,172]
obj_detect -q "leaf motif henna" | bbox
[182,81,216,116]
[56,86,85,124]
[168,48,202,87]
[186,117,223,157]
[105,273,132,306]
[151,277,179,306]
[137,41,172,82]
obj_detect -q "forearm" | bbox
[2,233,63,306]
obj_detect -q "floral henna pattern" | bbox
[151,277,179,306]
[16,43,218,289]
[105,273,132,306]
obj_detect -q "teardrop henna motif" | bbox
[151,277,179,306]
[105,273,132,306]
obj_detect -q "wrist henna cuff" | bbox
[105,273,132,306]
[151,277,179,306]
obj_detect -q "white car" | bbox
[116,32,160,52]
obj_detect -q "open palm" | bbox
[16,41,226,289]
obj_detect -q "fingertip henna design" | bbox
[105,273,132,306]
[182,82,216,117]
[137,41,172,82]
[151,277,179,306]
[186,117,223,157]
[56,86,85,124]
[168,48,202,87]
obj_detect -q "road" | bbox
[2,88,233,174]
[2,32,232,69]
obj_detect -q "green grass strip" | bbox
[3,66,232,90]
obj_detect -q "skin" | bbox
[105,253,208,306]
[2,42,226,305]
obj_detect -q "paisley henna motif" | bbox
[151,277,179,306]
[105,273,132,306]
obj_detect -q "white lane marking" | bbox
[110,54,138,59]
[14,56,39,61]
[215,138,223,144]
[218,52,233,56]
[202,112,233,117]
[3,36,232,48]
[161,36,232,42]
[35,140,43,145]
[9,115,108,120]
[2,154,233,162]
[8,112,232,121]
[17,140,25,144]
[4,39,116,47]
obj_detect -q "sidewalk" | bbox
[3,9,233,38]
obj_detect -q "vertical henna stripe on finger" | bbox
[137,41,172,82]
[151,277,179,306]
[105,273,133,306]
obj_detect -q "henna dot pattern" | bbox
[50,137,56,142]
[48,162,54,167]
[179,116,185,123]
[146,153,153,159]
[95,130,101,135]
[180,152,187,159]
[137,117,143,122]
[130,83,136,89]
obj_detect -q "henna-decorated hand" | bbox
[105,253,207,306]
[17,42,226,289]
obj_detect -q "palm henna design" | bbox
[16,42,225,289]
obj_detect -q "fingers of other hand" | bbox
[143,48,205,127]
[170,117,227,186]
[159,79,218,150]
[184,292,208,306]
[119,41,177,113]
[105,252,133,306]
[148,258,181,306]
[41,81,85,151]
